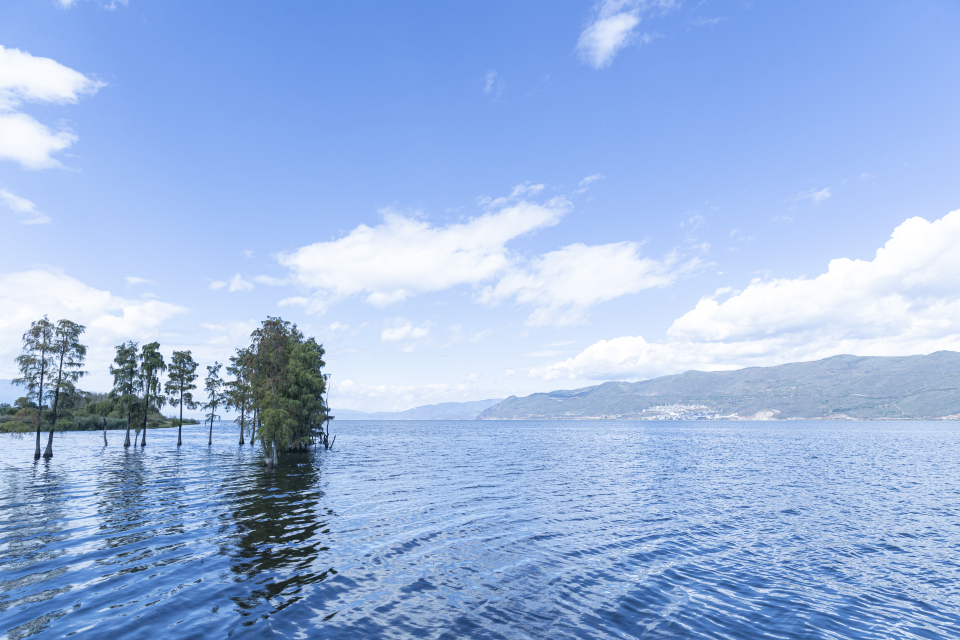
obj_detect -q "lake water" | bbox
[1,420,959,639]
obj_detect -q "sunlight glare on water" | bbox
[1,420,959,639]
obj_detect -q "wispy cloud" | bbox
[481,70,505,99]
[381,318,434,352]
[577,0,675,68]
[0,45,103,169]
[124,276,152,286]
[796,187,831,205]
[0,188,51,224]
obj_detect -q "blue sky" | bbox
[1,0,959,412]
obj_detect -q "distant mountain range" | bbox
[334,399,503,420]
[8,352,959,421]
[479,352,960,421]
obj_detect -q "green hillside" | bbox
[479,352,960,420]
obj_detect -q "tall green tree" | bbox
[246,317,330,467]
[109,341,139,447]
[165,350,199,447]
[203,362,224,445]
[226,348,253,445]
[13,316,55,460]
[137,342,166,447]
[42,320,88,458]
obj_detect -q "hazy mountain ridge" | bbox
[479,352,960,420]
[335,399,503,420]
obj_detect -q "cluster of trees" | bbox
[11,316,332,465]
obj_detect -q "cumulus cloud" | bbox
[0,188,50,224]
[228,273,254,292]
[577,1,674,68]
[0,268,186,385]
[277,193,571,312]
[480,241,702,326]
[0,46,102,169]
[532,209,960,380]
[274,185,703,325]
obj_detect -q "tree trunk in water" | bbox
[34,420,42,460]
[141,385,149,447]
[208,417,213,445]
[272,440,278,468]
[123,412,131,447]
[103,418,108,446]
[177,402,183,447]
[43,429,54,458]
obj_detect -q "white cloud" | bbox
[228,273,254,292]
[0,46,102,169]
[482,70,504,98]
[0,188,50,224]
[577,1,674,68]
[381,318,433,351]
[209,280,226,290]
[0,46,102,109]
[579,173,604,187]
[796,187,831,205]
[578,8,640,68]
[328,321,349,331]
[331,374,484,412]
[0,113,78,170]
[124,276,152,286]
[277,193,571,312]
[0,268,186,385]
[532,209,960,380]
[479,241,702,326]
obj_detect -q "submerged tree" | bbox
[203,362,224,445]
[42,320,88,458]
[13,317,55,460]
[165,350,199,446]
[137,342,166,447]
[244,317,330,468]
[109,341,139,447]
[225,348,253,445]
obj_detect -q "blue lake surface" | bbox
[1,420,959,639]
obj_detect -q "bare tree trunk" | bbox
[123,410,131,447]
[103,417,108,446]
[177,400,183,447]
[141,384,149,447]
[34,419,42,459]
[208,417,213,445]
[43,429,54,458]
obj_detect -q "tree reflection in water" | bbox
[222,449,337,625]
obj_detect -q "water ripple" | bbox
[1,421,959,638]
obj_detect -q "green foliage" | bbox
[109,341,140,418]
[203,361,225,434]
[138,342,166,436]
[165,350,199,412]
[48,319,88,429]
[243,317,329,465]
[13,316,55,431]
